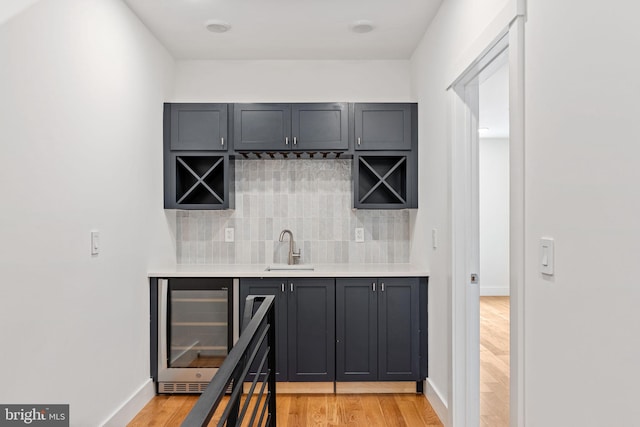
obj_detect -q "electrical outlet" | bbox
[224,228,234,242]
[355,228,365,243]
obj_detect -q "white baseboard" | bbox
[425,378,448,426]
[480,287,510,296]
[101,379,155,427]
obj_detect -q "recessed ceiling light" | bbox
[205,20,231,33]
[350,20,375,34]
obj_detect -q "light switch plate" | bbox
[91,230,99,255]
[539,237,554,275]
[355,228,364,243]
[432,228,438,249]
[224,228,234,243]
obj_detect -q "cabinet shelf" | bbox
[171,322,228,327]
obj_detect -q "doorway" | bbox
[448,15,525,427]
[478,55,510,427]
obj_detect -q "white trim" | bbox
[508,15,526,427]
[480,287,510,297]
[450,71,481,427]
[449,2,518,87]
[100,379,155,427]
[425,378,449,424]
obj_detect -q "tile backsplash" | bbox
[176,159,410,264]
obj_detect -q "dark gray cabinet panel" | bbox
[234,103,348,152]
[233,104,291,151]
[378,278,420,380]
[291,103,348,151]
[239,278,288,381]
[287,278,335,382]
[170,103,229,151]
[336,277,420,381]
[336,279,378,381]
[354,104,412,151]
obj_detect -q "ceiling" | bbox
[122,0,443,60]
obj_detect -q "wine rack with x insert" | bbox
[171,154,231,208]
[354,154,414,209]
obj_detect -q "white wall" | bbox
[0,0,40,25]
[172,59,412,102]
[0,0,175,425]
[524,1,640,425]
[479,138,509,295]
[409,0,514,421]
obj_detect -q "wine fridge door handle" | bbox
[158,279,169,370]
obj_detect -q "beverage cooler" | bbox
[151,277,233,393]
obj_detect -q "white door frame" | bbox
[448,15,525,427]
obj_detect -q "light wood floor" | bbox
[128,393,443,427]
[480,296,510,427]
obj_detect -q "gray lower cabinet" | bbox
[336,277,420,381]
[234,103,348,152]
[239,278,289,381]
[240,277,335,382]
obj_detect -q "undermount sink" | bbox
[265,264,315,271]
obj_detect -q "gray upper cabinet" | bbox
[234,103,348,152]
[233,104,291,151]
[170,103,229,151]
[354,103,413,151]
[291,103,348,151]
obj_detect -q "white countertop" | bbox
[148,263,428,278]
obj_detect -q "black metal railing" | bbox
[181,295,276,427]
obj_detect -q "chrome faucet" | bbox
[279,229,301,265]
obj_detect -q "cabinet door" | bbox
[336,278,378,381]
[170,103,228,151]
[287,278,335,382]
[233,104,291,151]
[354,103,412,150]
[239,278,288,381]
[291,103,348,151]
[377,278,420,380]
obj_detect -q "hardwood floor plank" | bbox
[480,296,510,427]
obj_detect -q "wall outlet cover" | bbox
[224,228,234,242]
[355,228,365,243]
